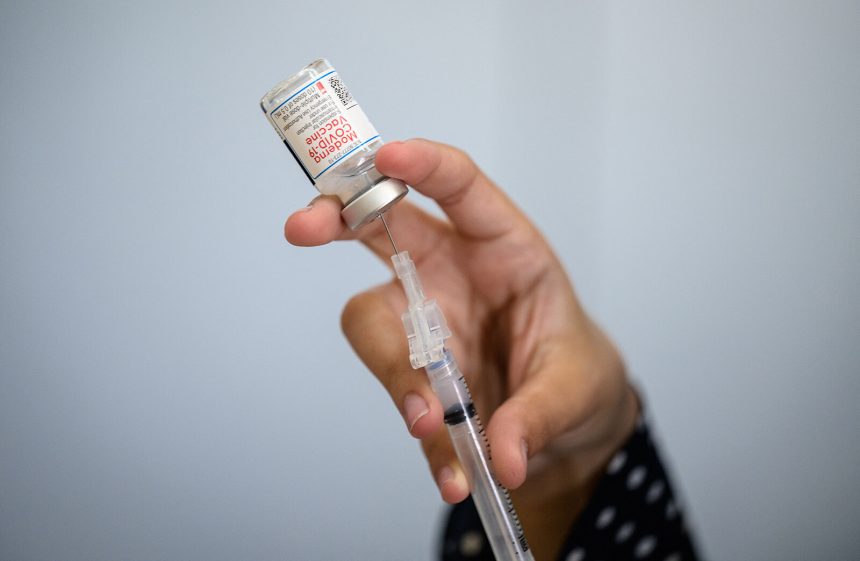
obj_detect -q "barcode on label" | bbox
[328,75,353,107]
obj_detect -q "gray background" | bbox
[1,1,858,560]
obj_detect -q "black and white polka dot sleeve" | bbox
[439,415,700,561]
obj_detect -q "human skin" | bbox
[284,138,639,559]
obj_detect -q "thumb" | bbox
[484,341,614,490]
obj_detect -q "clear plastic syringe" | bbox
[384,218,534,561]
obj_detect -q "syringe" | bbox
[380,215,534,561]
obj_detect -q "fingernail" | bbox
[436,465,454,489]
[520,439,529,467]
[299,196,321,212]
[403,393,430,433]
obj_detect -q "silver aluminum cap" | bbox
[341,178,408,230]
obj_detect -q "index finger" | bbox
[374,139,527,240]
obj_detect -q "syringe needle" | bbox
[379,213,398,255]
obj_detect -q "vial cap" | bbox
[341,178,408,230]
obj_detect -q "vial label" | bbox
[266,70,379,182]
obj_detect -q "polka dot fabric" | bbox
[440,415,699,560]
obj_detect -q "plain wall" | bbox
[1,1,858,560]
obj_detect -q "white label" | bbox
[267,70,379,182]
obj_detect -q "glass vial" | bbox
[260,58,407,230]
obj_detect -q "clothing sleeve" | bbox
[439,414,700,561]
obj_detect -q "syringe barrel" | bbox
[426,351,534,561]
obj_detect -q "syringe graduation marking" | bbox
[471,400,529,551]
[454,397,530,552]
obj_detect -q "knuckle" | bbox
[340,292,375,339]
[339,288,409,395]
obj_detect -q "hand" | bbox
[285,139,638,559]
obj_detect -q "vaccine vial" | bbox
[260,59,407,230]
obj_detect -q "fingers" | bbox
[285,138,529,262]
[375,139,527,240]
[422,429,470,504]
[341,284,470,503]
[284,195,344,247]
[341,285,442,438]
[285,194,447,265]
